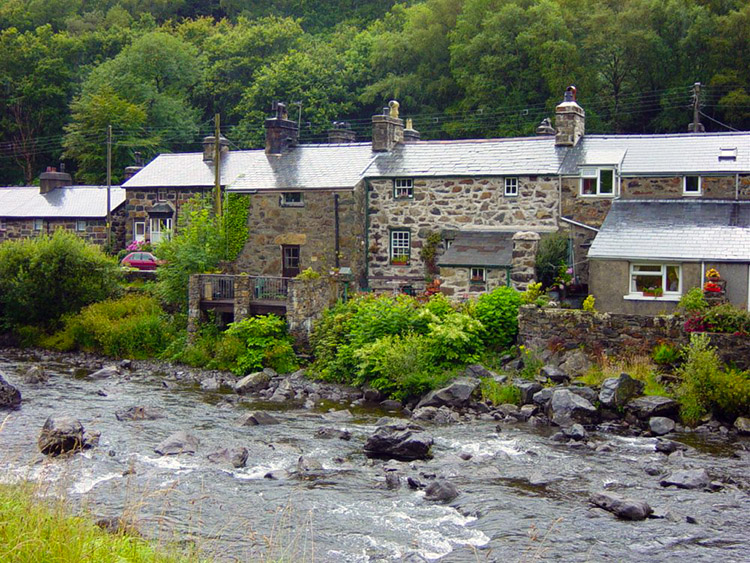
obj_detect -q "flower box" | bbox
[642,287,663,297]
[390,256,410,266]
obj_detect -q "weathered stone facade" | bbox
[367,176,557,292]
[286,277,340,348]
[439,267,510,298]
[124,187,208,245]
[518,306,750,370]
[233,187,366,284]
[0,211,127,248]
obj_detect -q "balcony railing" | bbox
[252,276,289,300]
[200,274,290,303]
[202,274,235,300]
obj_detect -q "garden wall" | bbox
[518,306,750,370]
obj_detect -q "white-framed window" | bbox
[470,267,486,283]
[629,263,681,295]
[683,176,701,196]
[134,221,146,242]
[390,229,410,264]
[157,189,167,202]
[76,220,87,232]
[280,192,304,207]
[580,167,615,196]
[394,178,414,199]
[504,177,518,196]
[33,219,43,231]
[149,218,172,244]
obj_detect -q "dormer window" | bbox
[684,176,701,196]
[580,167,615,197]
[719,147,737,161]
[394,178,414,199]
[280,192,304,207]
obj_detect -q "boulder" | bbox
[599,374,645,408]
[558,350,593,378]
[514,380,542,405]
[22,365,48,384]
[207,447,249,468]
[590,492,653,521]
[269,379,294,402]
[154,431,199,455]
[463,364,494,379]
[565,386,598,404]
[0,373,21,409]
[380,399,403,410]
[115,406,166,421]
[38,415,85,456]
[315,427,352,440]
[626,396,679,420]
[323,409,354,421]
[297,455,323,474]
[564,423,588,441]
[364,423,434,461]
[654,439,687,454]
[416,378,480,409]
[362,386,383,402]
[82,429,100,449]
[532,387,554,408]
[734,417,750,435]
[238,411,280,426]
[660,469,710,490]
[234,371,271,395]
[424,480,458,502]
[549,389,598,427]
[385,471,401,490]
[649,417,676,436]
[541,365,569,384]
[200,377,221,391]
[87,366,119,380]
[411,406,459,425]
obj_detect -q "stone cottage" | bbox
[0,166,126,246]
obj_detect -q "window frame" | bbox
[33,218,43,231]
[393,178,414,200]
[134,221,146,242]
[149,217,172,243]
[470,267,486,283]
[683,176,702,196]
[580,167,616,197]
[504,177,518,197]
[76,220,87,232]
[280,192,304,207]
[157,189,167,202]
[628,263,682,298]
[390,229,411,264]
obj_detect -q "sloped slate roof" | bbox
[229,143,376,191]
[438,231,514,267]
[588,199,750,262]
[0,186,125,218]
[364,137,568,177]
[123,151,260,188]
[561,132,750,175]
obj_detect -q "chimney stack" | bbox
[328,121,356,144]
[265,102,299,155]
[555,86,585,146]
[536,117,556,136]
[403,118,420,144]
[202,136,230,163]
[39,166,72,195]
[372,100,404,152]
[123,151,145,181]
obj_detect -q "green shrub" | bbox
[701,304,750,334]
[426,312,485,366]
[582,295,596,312]
[579,354,670,397]
[473,286,522,350]
[0,230,121,329]
[295,267,321,280]
[520,282,545,305]
[226,314,298,375]
[652,342,680,366]
[518,345,544,381]
[481,379,521,405]
[676,333,750,424]
[535,231,569,288]
[677,287,708,314]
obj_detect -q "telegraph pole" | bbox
[214,113,222,217]
[106,124,112,249]
[689,83,705,133]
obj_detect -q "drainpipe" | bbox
[334,193,340,268]
[364,180,370,290]
[557,174,562,222]
[736,173,740,200]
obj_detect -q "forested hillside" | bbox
[1,0,749,185]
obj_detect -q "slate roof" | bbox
[363,137,568,177]
[560,132,750,175]
[438,231,514,267]
[0,186,126,218]
[123,151,260,188]
[588,199,750,262]
[229,143,376,191]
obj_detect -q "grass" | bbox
[578,354,671,397]
[0,482,196,563]
[481,379,522,406]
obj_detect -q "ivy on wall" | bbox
[223,194,250,260]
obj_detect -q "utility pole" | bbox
[106,125,112,249]
[214,113,222,217]
[689,82,705,133]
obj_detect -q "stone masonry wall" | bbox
[368,176,558,292]
[439,267,510,298]
[286,277,340,348]
[518,306,750,370]
[233,186,366,286]
[0,210,127,248]
[124,187,208,246]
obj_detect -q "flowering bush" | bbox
[703,281,722,293]
[705,268,720,279]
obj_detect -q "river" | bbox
[0,349,748,562]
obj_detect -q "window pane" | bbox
[633,275,663,292]
[633,265,662,273]
[599,170,614,194]
[581,178,596,195]
[391,230,410,257]
[666,266,680,292]
[685,176,700,193]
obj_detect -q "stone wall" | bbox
[233,187,366,286]
[518,305,750,369]
[439,266,510,298]
[367,176,558,292]
[0,210,127,248]
[621,175,739,199]
[286,277,340,348]
[124,186,208,246]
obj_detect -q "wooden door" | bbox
[282,245,300,278]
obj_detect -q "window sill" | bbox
[579,193,615,198]
[280,202,305,208]
[682,192,702,197]
[623,293,681,302]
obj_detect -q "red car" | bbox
[120,251,164,271]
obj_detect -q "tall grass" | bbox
[579,354,670,397]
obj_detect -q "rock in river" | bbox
[549,389,598,426]
[207,447,249,468]
[364,423,434,461]
[598,373,644,408]
[115,406,166,421]
[424,480,459,502]
[649,416,676,436]
[38,415,90,456]
[590,491,653,521]
[22,364,48,384]
[416,378,480,409]
[0,373,21,409]
[660,469,711,490]
[626,396,679,420]
[154,431,199,456]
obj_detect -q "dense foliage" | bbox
[0,230,121,328]
[2,0,750,185]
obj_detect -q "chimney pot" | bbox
[555,86,585,146]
